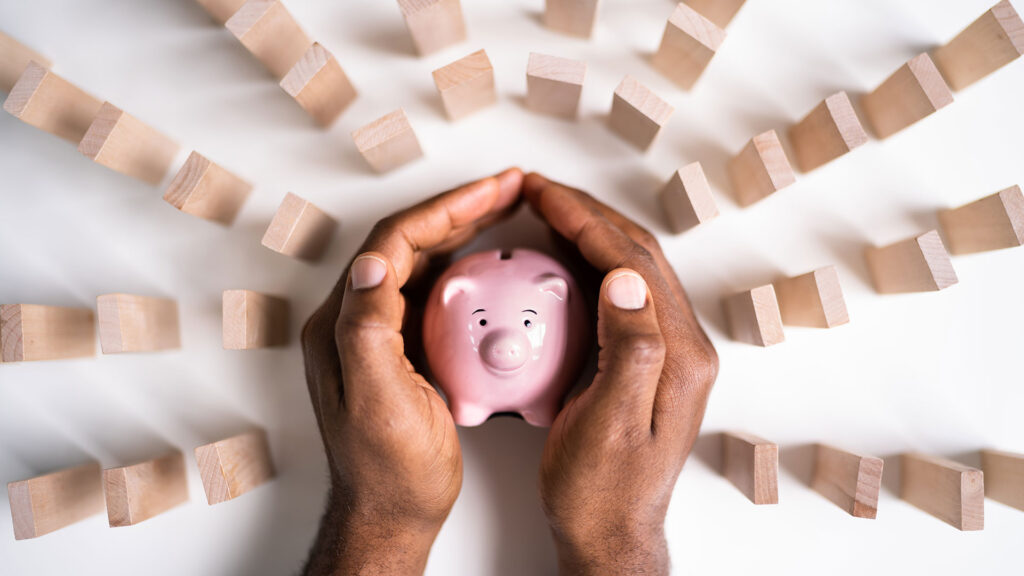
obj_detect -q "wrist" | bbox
[551,522,669,576]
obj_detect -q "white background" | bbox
[1,0,1023,574]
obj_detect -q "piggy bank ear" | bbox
[442,276,475,305]
[534,274,568,301]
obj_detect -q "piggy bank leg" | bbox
[450,402,493,427]
[519,400,560,428]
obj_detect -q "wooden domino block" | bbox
[78,102,180,186]
[195,0,248,24]
[397,0,467,56]
[544,0,600,39]
[8,462,104,540]
[432,49,497,121]
[261,192,337,262]
[2,61,103,144]
[938,186,1024,254]
[280,42,357,127]
[651,2,726,90]
[526,52,586,119]
[660,162,719,233]
[163,151,252,226]
[788,91,868,173]
[861,53,953,139]
[222,290,289,349]
[981,449,1024,511]
[225,0,312,79]
[0,31,51,93]
[352,109,424,173]
[727,130,796,207]
[195,429,275,504]
[722,431,779,505]
[812,444,883,518]
[97,294,181,354]
[772,266,849,329]
[1,304,95,362]
[864,230,958,293]
[933,1,1024,92]
[104,451,188,527]
[683,0,746,28]
[901,453,984,531]
[722,285,784,347]
[608,75,674,151]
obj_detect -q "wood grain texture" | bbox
[727,130,796,207]
[260,192,337,262]
[0,31,51,93]
[351,108,424,172]
[163,151,252,225]
[194,0,247,24]
[660,162,719,233]
[608,74,674,151]
[2,61,102,144]
[788,91,868,172]
[104,451,188,527]
[723,284,784,347]
[865,230,958,293]
[225,0,312,79]
[432,49,496,121]
[544,0,600,39]
[773,266,849,329]
[861,53,953,139]
[0,304,95,362]
[812,444,883,518]
[901,452,984,531]
[651,2,726,90]
[526,52,586,119]
[8,462,104,540]
[398,0,467,56]
[933,0,1024,91]
[280,42,357,127]
[78,102,180,185]
[938,186,1024,254]
[222,290,289,349]
[722,431,779,505]
[981,448,1024,511]
[96,294,181,354]
[683,0,746,28]
[195,429,275,504]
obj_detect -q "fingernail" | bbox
[351,255,387,290]
[607,271,647,310]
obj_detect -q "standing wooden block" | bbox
[0,31,51,93]
[981,449,1024,511]
[195,430,275,504]
[398,0,467,56]
[901,453,984,531]
[280,43,357,127]
[1,304,95,362]
[352,109,424,173]
[660,162,719,233]
[261,192,337,262]
[938,186,1024,254]
[8,462,104,540]
[933,1,1024,91]
[78,102,180,186]
[432,49,497,121]
[722,285,784,347]
[526,52,586,119]
[223,290,289,349]
[722,431,779,505]
[97,294,181,354]
[727,130,796,207]
[683,0,746,28]
[195,0,248,24]
[544,0,601,39]
[104,451,188,527]
[788,91,868,173]
[861,53,953,139]
[772,266,849,329]
[812,444,883,518]
[2,62,103,144]
[865,230,958,294]
[651,2,726,90]
[163,151,252,226]
[225,0,312,79]
[608,75,674,151]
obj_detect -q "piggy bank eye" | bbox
[478,319,488,327]
[523,319,533,328]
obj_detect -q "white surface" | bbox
[1,0,1023,574]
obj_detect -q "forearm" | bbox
[552,525,669,576]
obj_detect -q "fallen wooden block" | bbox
[194,0,248,24]
[864,230,958,293]
[938,186,1024,254]
[261,192,337,262]
[280,42,357,127]
[722,431,778,505]
[398,0,467,56]
[0,31,52,93]
[651,2,726,90]
[104,451,188,527]
[526,52,586,119]
[683,0,746,28]
[1,304,95,362]
[727,130,796,207]
[544,0,600,39]
[8,462,104,540]
[97,294,181,354]
[352,109,424,173]
[861,53,953,139]
[788,91,868,173]
[933,0,1024,92]
[608,75,674,151]
[773,266,849,329]
[225,0,312,79]
[722,285,784,347]
[433,49,497,121]
[78,102,180,186]
[812,444,883,518]
[2,61,103,144]
[163,151,252,226]
[981,449,1024,511]
[660,162,719,234]
[223,290,289,349]
[901,452,984,531]
[195,429,275,504]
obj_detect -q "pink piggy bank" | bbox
[423,249,588,427]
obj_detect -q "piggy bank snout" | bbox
[479,329,530,373]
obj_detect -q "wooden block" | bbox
[788,91,868,173]
[683,0,746,28]
[660,162,719,233]
[544,0,600,39]
[651,2,726,90]
[195,0,248,24]
[773,266,849,329]
[901,452,984,531]
[222,290,289,349]
[722,285,784,347]
[352,109,424,173]
[861,53,953,139]
[865,230,958,293]
[2,61,103,144]
[397,0,467,56]
[432,49,497,121]
[727,130,796,207]
[78,102,180,186]
[722,431,778,505]
[526,52,586,119]
[0,31,51,93]
[1,304,95,363]
[97,294,181,354]
[280,42,357,128]
[195,430,275,504]
[933,0,1024,91]
[261,192,337,262]
[163,151,252,226]
[938,186,1024,254]
[608,75,674,151]
[8,462,104,540]
[225,0,312,79]
[812,444,883,518]
[104,451,188,527]
[981,449,1024,511]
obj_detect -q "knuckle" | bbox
[615,333,666,368]
[335,310,389,349]
[632,226,661,254]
